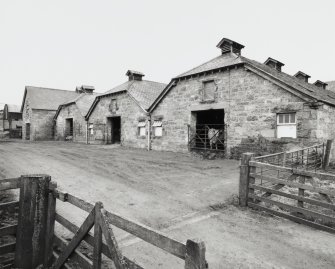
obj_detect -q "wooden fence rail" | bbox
[239,140,335,234]
[0,176,208,269]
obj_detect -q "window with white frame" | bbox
[153,120,163,137]
[138,121,146,137]
[277,113,296,138]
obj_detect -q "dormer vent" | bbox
[216,38,245,55]
[264,57,284,72]
[314,80,328,89]
[126,70,144,81]
[76,85,95,94]
[294,71,311,83]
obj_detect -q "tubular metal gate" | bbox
[188,124,227,152]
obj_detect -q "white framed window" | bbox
[153,120,163,137]
[277,113,296,138]
[138,121,146,137]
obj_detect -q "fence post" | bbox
[14,175,52,269]
[239,153,255,207]
[185,239,207,269]
[44,181,57,267]
[322,140,333,170]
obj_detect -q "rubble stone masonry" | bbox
[151,66,330,158]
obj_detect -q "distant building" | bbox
[3,104,22,138]
[86,70,166,148]
[0,104,4,132]
[21,86,79,141]
[54,86,97,142]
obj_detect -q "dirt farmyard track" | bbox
[1,140,335,268]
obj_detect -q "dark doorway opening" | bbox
[189,109,226,151]
[108,117,121,144]
[65,118,74,140]
[25,123,31,140]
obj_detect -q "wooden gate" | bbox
[239,141,335,233]
[0,176,208,269]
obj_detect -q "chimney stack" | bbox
[313,80,328,89]
[76,85,95,94]
[126,70,144,81]
[264,57,284,72]
[294,71,311,83]
[216,38,245,56]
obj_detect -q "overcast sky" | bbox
[1,0,334,105]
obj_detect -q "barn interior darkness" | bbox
[108,116,121,144]
[195,109,225,126]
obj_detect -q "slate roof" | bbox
[97,80,166,111]
[21,86,79,112]
[55,93,98,118]
[175,53,244,78]
[167,53,335,108]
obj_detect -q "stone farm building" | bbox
[0,104,5,132]
[86,70,166,149]
[148,38,335,158]
[54,86,97,142]
[3,104,22,138]
[21,86,79,141]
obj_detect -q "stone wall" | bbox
[151,66,326,157]
[55,104,87,142]
[88,92,149,149]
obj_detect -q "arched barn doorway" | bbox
[188,109,226,152]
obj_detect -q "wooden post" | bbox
[282,152,287,167]
[185,239,207,269]
[298,176,305,208]
[44,182,57,267]
[14,175,51,269]
[322,140,333,170]
[93,203,103,269]
[239,153,255,207]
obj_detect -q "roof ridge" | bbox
[26,85,75,93]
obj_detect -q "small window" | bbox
[153,121,163,137]
[202,81,216,101]
[277,113,296,138]
[89,123,94,135]
[109,99,118,113]
[138,121,146,137]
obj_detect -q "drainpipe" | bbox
[86,120,89,144]
[147,113,151,151]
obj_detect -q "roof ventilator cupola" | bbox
[294,71,311,83]
[216,38,245,56]
[264,57,284,72]
[313,80,328,89]
[76,85,95,94]
[126,70,145,81]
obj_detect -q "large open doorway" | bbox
[188,109,226,151]
[108,117,121,144]
[65,118,74,140]
[25,123,31,140]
